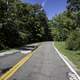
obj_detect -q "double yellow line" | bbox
[0,52,32,80]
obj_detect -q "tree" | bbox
[49,12,71,41]
[67,0,80,12]
[67,0,80,29]
[66,30,80,50]
[66,0,80,50]
[0,0,52,50]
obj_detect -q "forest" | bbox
[49,0,80,50]
[0,0,52,50]
[0,0,80,51]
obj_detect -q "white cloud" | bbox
[42,0,47,7]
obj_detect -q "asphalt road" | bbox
[9,42,71,80]
[0,52,25,68]
[0,43,39,76]
[0,52,26,75]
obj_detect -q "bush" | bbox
[52,28,68,41]
[66,30,80,50]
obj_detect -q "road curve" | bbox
[9,42,71,80]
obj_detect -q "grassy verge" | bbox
[0,49,11,53]
[54,41,80,69]
[0,48,18,53]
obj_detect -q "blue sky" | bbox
[22,0,67,19]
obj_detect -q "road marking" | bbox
[0,52,32,80]
[53,42,80,80]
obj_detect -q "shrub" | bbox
[52,28,68,41]
[66,30,80,50]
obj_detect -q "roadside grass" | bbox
[0,48,18,54]
[54,41,80,69]
[0,49,11,53]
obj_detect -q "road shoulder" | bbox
[53,42,80,80]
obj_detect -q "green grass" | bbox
[54,41,80,69]
[0,49,9,53]
[0,48,18,53]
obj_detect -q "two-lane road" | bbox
[9,42,72,80]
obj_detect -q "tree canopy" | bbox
[0,0,52,50]
[49,0,80,50]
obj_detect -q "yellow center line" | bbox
[0,52,32,80]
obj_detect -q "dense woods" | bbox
[0,0,52,50]
[0,0,80,51]
[49,0,80,50]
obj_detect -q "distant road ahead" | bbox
[10,42,71,80]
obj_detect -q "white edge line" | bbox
[53,42,80,80]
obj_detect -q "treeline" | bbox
[49,0,80,50]
[0,0,52,50]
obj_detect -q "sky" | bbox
[22,0,67,20]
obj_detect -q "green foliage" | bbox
[66,30,80,50]
[54,42,80,69]
[65,0,80,50]
[51,28,68,41]
[47,0,80,52]
[0,0,52,50]
[49,12,69,41]
[67,0,80,12]
[49,0,80,51]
